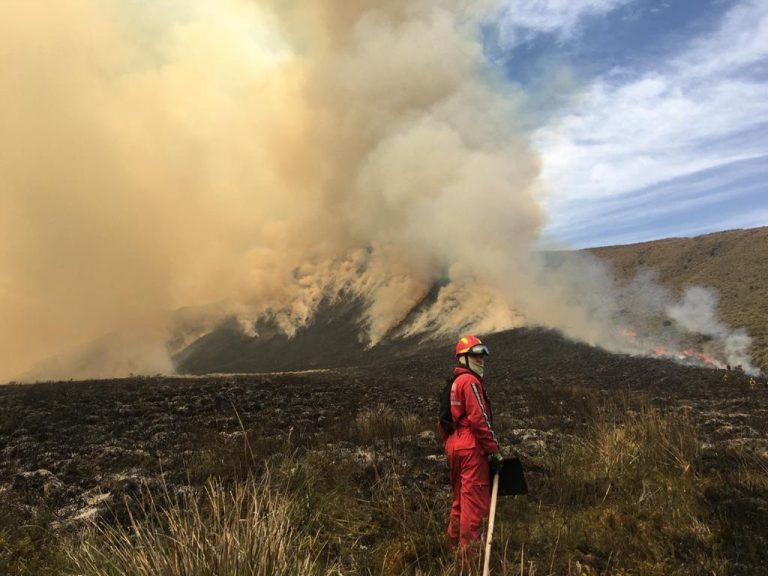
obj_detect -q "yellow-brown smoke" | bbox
[0,0,551,381]
[8,1,749,382]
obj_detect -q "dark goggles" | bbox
[467,344,489,356]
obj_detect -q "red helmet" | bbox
[455,335,489,357]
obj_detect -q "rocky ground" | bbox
[2,328,768,572]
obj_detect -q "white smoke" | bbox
[667,286,757,373]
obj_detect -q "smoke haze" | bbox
[0,0,757,381]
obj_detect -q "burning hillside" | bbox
[2,1,765,383]
[171,269,761,378]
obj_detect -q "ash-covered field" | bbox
[2,328,768,574]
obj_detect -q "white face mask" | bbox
[467,355,485,377]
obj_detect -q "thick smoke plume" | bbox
[0,0,757,381]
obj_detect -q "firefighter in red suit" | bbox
[440,335,503,552]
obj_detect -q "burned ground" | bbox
[2,328,768,574]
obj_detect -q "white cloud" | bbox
[680,0,768,77]
[497,0,636,49]
[537,77,768,201]
[707,207,768,233]
[535,0,768,225]
[542,155,768,247]
[552,156,765,222]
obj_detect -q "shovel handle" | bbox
[483,471,500,576]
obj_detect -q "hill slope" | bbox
[176,226,768,374]
[590,226,768,371]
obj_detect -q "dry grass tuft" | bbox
[68,469,336,576]
[349,404,423,447]
[496,404,727,575]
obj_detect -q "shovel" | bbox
[483,458,527,575]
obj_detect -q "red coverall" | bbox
[440,366,500,549]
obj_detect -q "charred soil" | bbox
[2,328,768,575]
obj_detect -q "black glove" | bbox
[490,452,504,474]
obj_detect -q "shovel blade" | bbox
[489,457,528,496]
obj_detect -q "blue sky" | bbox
[487,0,768,248]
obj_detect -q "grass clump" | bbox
[68,469,336,576]
[348,404,423,447]
[496,404,726,575]
[0,493,68,576]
